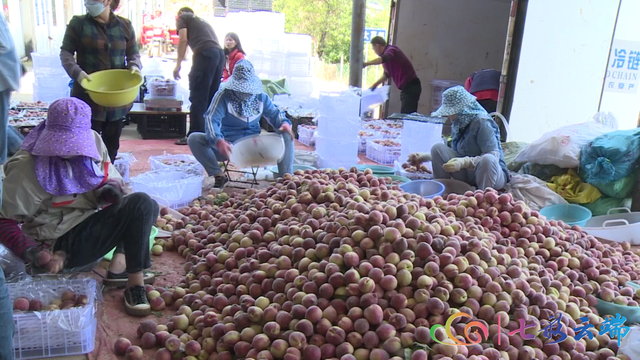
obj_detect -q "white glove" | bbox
[443,157,474,172]
[77,71,92,84]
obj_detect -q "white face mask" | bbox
[85,0,106,17]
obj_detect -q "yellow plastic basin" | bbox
[80,69,143,107]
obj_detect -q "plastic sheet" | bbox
[619,326,640,359]
[0,244,29,283]
[505,173,568,211]
[9,278,99,359]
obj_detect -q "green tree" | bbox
[274,0,390,64]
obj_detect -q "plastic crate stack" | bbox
[31,53,71,103]
[284,34,314,97]
[315,91,360,169]
[430,79,464,112]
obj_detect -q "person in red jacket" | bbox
[223,32,245,82]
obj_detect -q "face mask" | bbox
[85,0,106,17]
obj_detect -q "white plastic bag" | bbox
[514,121,614,168]
[505,173,568,211]
[618,326,640,358]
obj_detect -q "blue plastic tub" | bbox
[399,180,445,199]
[540,204,592,227]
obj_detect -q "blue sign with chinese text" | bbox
[364,28,387,42]
[606,39,640,94]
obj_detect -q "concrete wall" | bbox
[388,0,511,115]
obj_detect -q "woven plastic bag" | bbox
[514,120,614,168]
[580,128,640,184]
[582,197,632,216]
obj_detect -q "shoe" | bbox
[102,270,156,287]
[175,137,188,145]
[213,176,228,189]
[124,285,151,317]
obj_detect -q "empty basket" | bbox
[131,170,203,209]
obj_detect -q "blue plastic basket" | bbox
[399,180,445,199]
[540,204,592,227]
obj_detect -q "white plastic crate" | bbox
[10,278,98,360]
[285,56,312,77]
[249,53,285,76]
[319,91,361,118]
[400,120,445,165]
[366,139,402,165]
[31,52,63,70]
[315,135,358,163]
[297,125,316,147]
[131,170,203,209]
[284,34,313,56]
[246,37,285,55]
[358,131,378,154]
[377,129,401,139]
[431,80,464,112]
[317,156,359,170]
[148,79,178,98]
[287,76,314,97]
[148,153,204,176]
[316,115,360,139]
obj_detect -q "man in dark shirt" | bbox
[464,69,501,113]
[173,7,225,145]
[364,36,421,114]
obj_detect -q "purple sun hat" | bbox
[21,97,100,160]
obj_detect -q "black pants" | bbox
[92,120,124,163]
[400,78,422,114]
[189,47,225,135]
[477,99,498,113]
[54,193,159,274]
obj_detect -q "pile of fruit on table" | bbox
[115,168,639,360]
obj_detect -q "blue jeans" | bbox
[0,89,9,164]
[188,132,294,178]
[0,268,14,359]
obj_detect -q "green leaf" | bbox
[404,348,412,360]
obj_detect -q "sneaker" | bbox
[123,285,151,317]
[102,271,156,287]
[213,176,228,189]
[175,137,188,145]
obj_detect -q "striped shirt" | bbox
[0,219,36,259]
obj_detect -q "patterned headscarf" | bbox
[222,59,263,117]
[431,86,490,140]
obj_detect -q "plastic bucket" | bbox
[355,164,395,175]
[540,204,592,227]
[399,180,446,199]
[104,226,158,261]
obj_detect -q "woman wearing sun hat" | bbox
[188,59,295,189]
[408,86,509,190]
[0,97,158,317]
